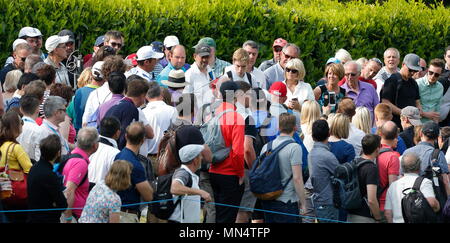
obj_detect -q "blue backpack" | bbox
[249,140,295,200]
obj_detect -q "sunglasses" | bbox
[273,46,283,52]
[110,42,123,48]
[285,68,298,74]
[283,52,294,59]
[408,68,418,74]
[20,57,27,62]
[345,72,358,77]
[65,42,74,46]
[428,70,441,78]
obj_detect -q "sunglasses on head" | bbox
[285,68,298,74]
[370,57,383,66]
[428,70,441,78]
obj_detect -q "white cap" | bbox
[179,144,204,163]
[92,61,104,79]
[163,35,179,48]
[136,46,164,61]
[45,35,70,53]
[12,39,28,51]
[18,27,42,38]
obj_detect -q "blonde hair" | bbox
[77,67,93,88]
[352,106,372,134]
[105,160,133,191]
[285,58,306,81]
[374,103,392,121]
[301,100,321,134]
[4,69,22,92]
[328,113,350,139]
[232,48,249,64]
[325,63,345,80]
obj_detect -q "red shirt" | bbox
[338,77,377,90]
[376,144,400,211]
[209,102,245,178]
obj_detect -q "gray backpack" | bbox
[199,109,233,164]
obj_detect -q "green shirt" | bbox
[416,76,443,123]
[211,57,231,78]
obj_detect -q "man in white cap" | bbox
[4,39,28,67]
[381,53,422,130]
[160,35,180,68]
[125,46,164,82]
[168,144,212,223]
[0,42,32,85]
[18,26,45,60]
[44,35,71,86]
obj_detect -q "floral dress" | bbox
[78,183,121,223]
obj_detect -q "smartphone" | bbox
[328,91,336,107]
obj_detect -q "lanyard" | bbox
[44,123,70,152]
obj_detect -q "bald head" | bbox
[380,121,398,140]
[401,153,421,174]
[125,121,146,145]
[170,45,186,69]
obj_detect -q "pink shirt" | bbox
[62,147,90,218]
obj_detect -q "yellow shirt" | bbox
[0,141,32,173]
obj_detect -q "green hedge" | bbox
[0,0,449,85]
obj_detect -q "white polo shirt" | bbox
[125,66,152,82]
[140,100,177,155]
[385,173,435,223]
[223,66,261,89]
[283,80,315,105]
[88,137,120,184]
[17,116,45,161]
[183,63,215,110]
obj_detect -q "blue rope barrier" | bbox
[0,197,349,223]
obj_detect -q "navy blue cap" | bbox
[95,35,105,47]
[150,41,164,53]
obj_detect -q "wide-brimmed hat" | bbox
[162,69,186,88]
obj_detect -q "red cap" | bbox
[273,38,287,48]
[126,53,138,66]
[269,81,287,97]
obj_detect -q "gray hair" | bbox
[24,54,43,73]
[401,153,422,174]
[43,96,67,118]
[335,48,352,63]
[146,81,161,99]
[282,43,301,56]
[31,61,47,74]
[76,127,99,151]
[4,69,22,92]
[384,47,400,59]
[14,43,31,53]
[242,40,259,50]
[344,61,362,73]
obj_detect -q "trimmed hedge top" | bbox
[1,0,449,84]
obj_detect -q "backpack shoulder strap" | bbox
[379,147,393,155]
[413,176,425,191]
[65,153,89,186]
[431,148,440,162]
[227,71,233,82]
[246,72,253,87]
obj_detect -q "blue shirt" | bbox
[329,140,356,164]
[114,148,147,211]
[402,141,449,175]
[73,85,98,130]
[156,62,189,88]
[104,98,139,150]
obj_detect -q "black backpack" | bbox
[150,169,192,220]
[55,153,89,188]
[423,148,448,222]
[401,176,439,223]
[253,113,273,157]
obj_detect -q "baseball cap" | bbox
[326,57,341,65]
[194,44,211,57]
[403,53,421,72]
[269,81,287,98]
[92,61,104,80]
[401,106,422,126]
[45,35,70,53]
[95,35,105,47]
[273,38,287,48]
[422,121,440,139]
[150,41,164,53]
[12,39,27,51]
[136,46,164,61]
[58,29,75,42]
[179,144,204,163]
[220,80,239,99]
[18,27,42,38]
[163,35,179,48]
[194,37,216,49]
[125,53,138,66]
